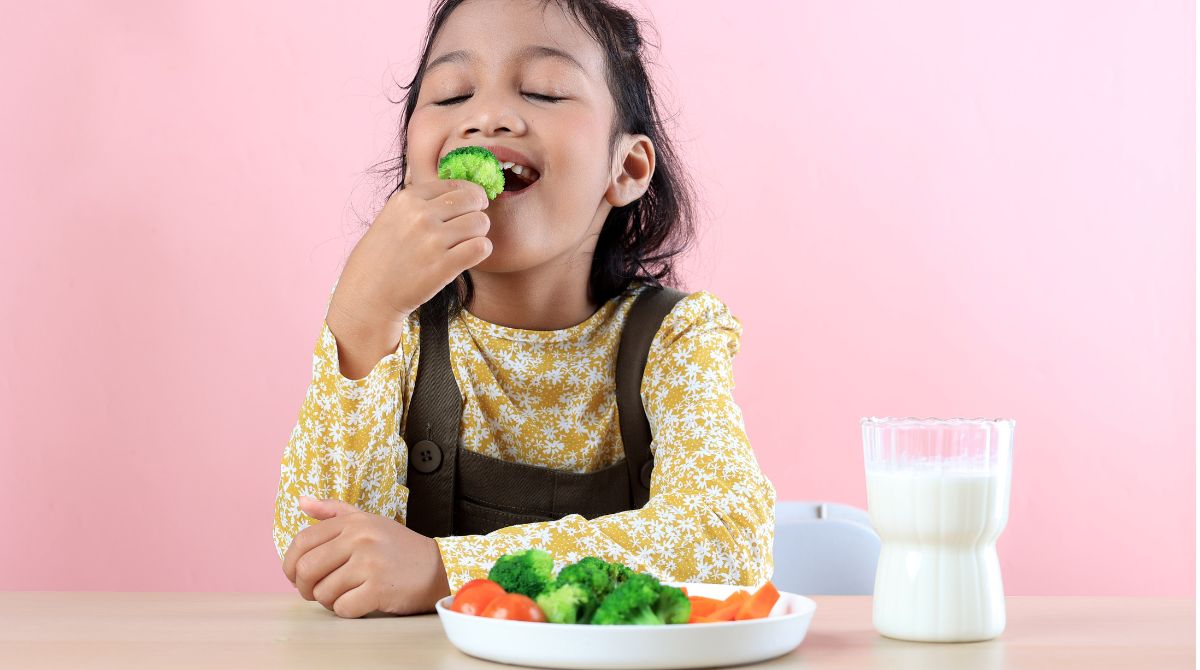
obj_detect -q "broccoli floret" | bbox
[437,146,505,199]
[653,583,691,625]
[487,549,555,599]
[538,556,632,624]
[607,561,637,586]
[591,572,691,625]
[556,557,614,599]
[535,582,600,624]
[591,572,675,625]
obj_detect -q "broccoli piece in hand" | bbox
[438,146,505,199]
[487,549,555,599]
[591,572,690,625]
[535,582,600,624]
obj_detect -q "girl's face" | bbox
[406,0,628,275]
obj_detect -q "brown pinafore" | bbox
[402,286,687,537]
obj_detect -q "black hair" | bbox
[367,0,696,320]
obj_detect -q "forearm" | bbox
[434,445,775,592]
[434,500,771,593]
[325,293,408,381]
[273,319,410,560]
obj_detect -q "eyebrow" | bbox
[424,45,587,75]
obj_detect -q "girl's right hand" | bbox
[331,179,492,328]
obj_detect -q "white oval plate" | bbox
[435,582,816,670]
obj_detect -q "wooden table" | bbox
[0,593,1192,669]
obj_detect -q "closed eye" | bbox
[434,94,471,106]
[523,92,566,103]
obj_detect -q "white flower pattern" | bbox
[273,281,776,591]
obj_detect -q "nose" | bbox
[457,91,527,139]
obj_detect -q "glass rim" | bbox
[861,416,1016,428]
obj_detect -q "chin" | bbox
[468,243,524,274]
[469,239,553,275]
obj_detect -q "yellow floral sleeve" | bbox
[271,306,416,560]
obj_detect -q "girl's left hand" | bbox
[281,496,451,618]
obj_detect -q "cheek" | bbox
[551,124,615,195]
[404,113,444,178]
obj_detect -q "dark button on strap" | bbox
[639,460,654,490]
[411,440,442,474]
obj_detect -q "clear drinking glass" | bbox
[861,417,1015,642]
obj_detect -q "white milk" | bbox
[866,468,1010,642]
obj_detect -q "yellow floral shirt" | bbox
[273,281,776,591]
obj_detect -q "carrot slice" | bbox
[722,590,750,607]
[735,581,781,620]
[679,586,688,596]
[687,596,724,617]
[688,613,717,624]
[706,601,741,621]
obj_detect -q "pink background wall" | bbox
[1,1,1193,595]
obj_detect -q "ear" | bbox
[605,134,655,208]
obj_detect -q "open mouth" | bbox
[499,161,541,195]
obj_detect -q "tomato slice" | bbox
[449,579,505,616]
[479,593,547,622]
[457,578,503,598]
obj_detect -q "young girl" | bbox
[274,0,776,619]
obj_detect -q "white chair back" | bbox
[771,501,880,595]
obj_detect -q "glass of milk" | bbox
[862,417,1015,643]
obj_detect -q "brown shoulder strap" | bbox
[615,285,688,508]
[402,301,462,537]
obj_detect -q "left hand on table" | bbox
[281,496,451,618]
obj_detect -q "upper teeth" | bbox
[500,161,526,175]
